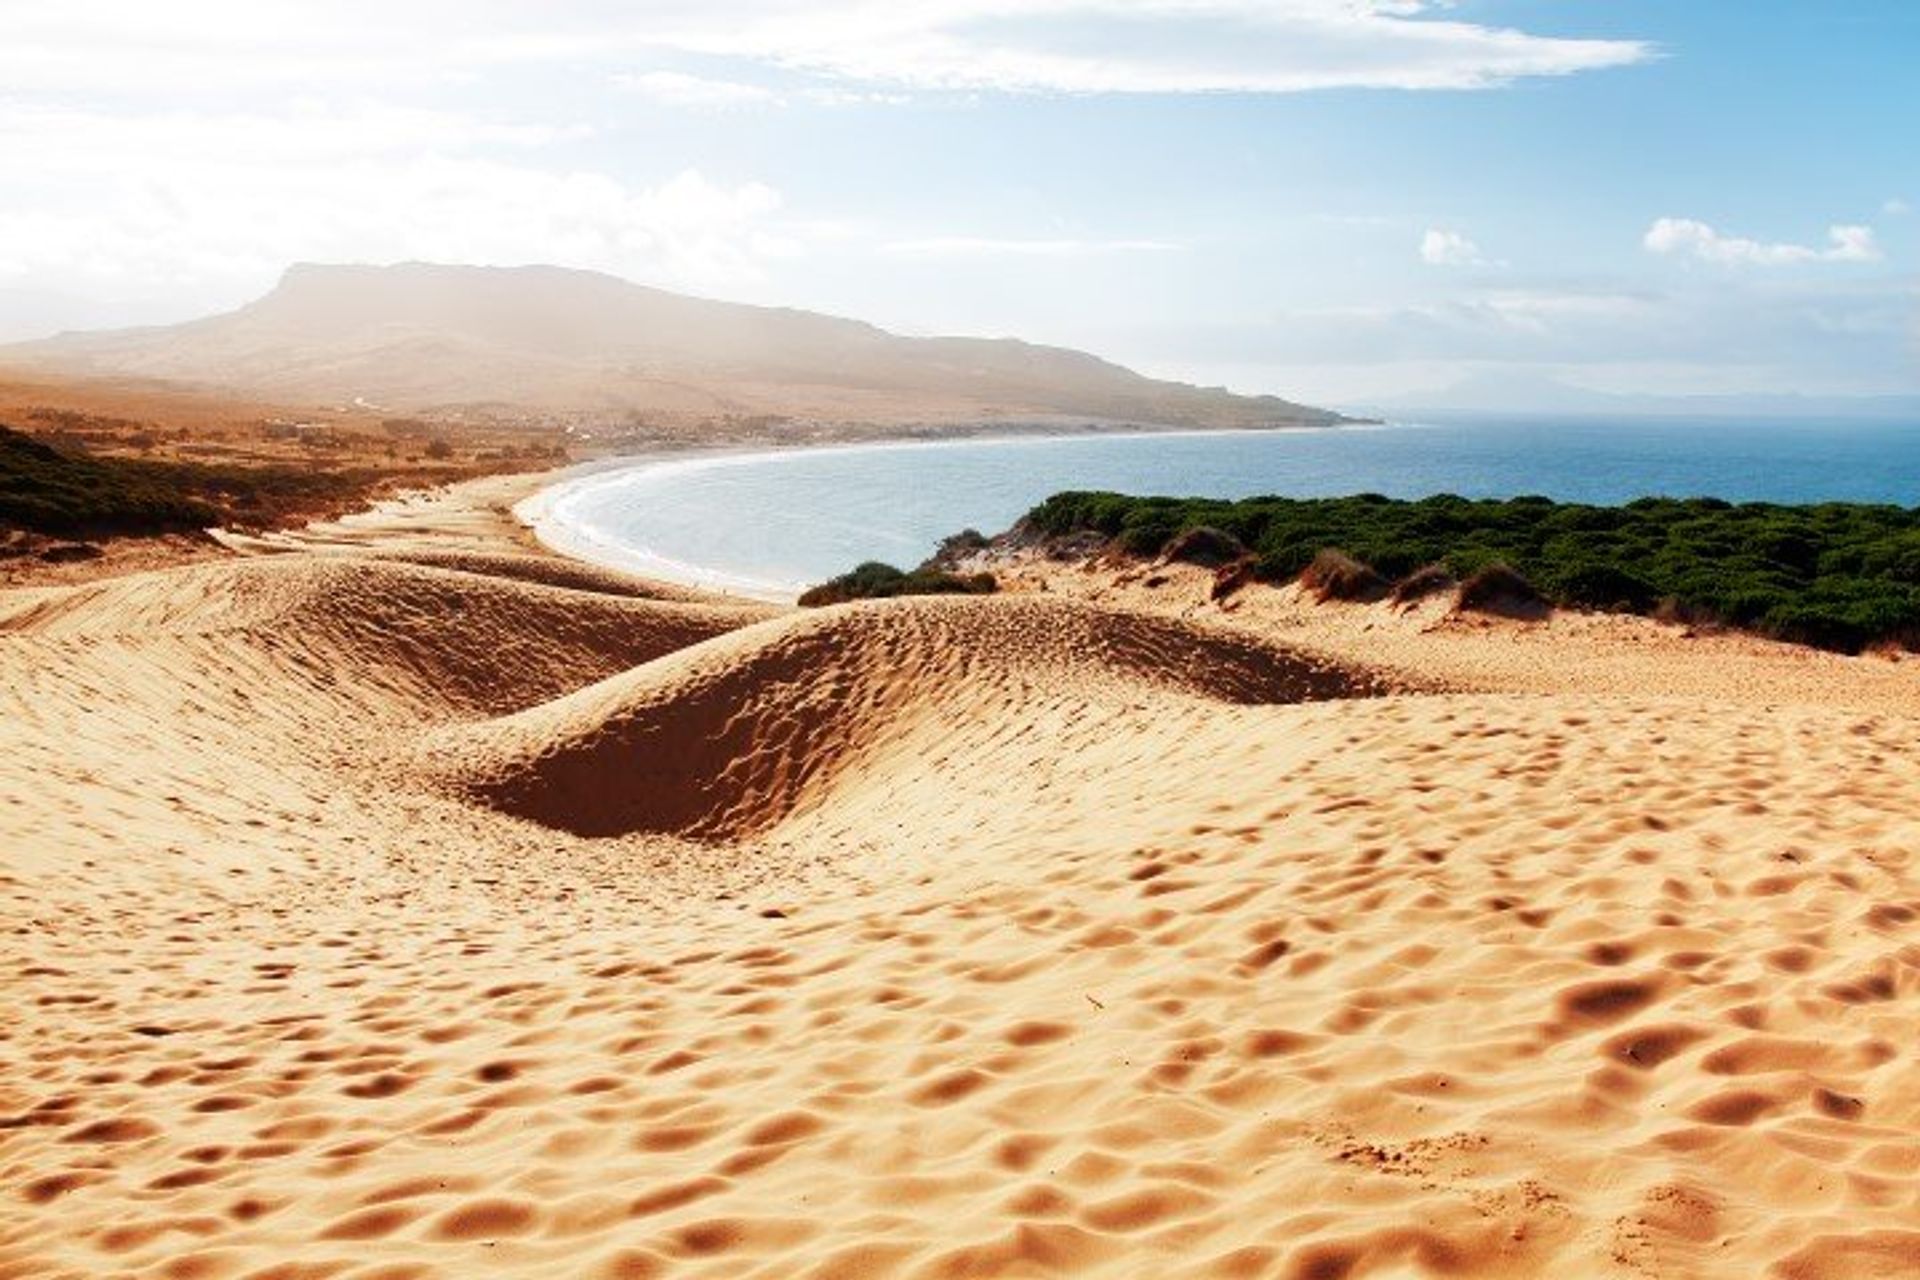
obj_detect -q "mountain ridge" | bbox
[1,262,1347,430]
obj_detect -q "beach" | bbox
[5,468,1920,1279]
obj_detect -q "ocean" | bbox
[528,416,1920,599]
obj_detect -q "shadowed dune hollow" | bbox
[430,596,1401,841]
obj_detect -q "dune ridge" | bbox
[6,515,1920,1279]
[431,596,1402,841]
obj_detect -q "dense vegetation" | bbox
[798,561,997,607]
[1,425,385,536]
[1027,489,1920,653]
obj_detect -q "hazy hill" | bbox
[1,263,1343,429]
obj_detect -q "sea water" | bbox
[530,417,1920,599]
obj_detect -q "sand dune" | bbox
[431,596,1401,841]
[357,550,721,603]
[7,519,1920,1278]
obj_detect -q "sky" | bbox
[0,0,1913,406]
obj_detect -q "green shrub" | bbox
[1544,559,1659,612]
[1019,488,1920,653]
[1457,563,1549,618]
[1,424,381,537]
[799,561,997,607]
[1160,526,1249,568]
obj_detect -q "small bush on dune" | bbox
[1456,563,1549,619]
[925,528,990,569]
[1160,525,1249,568]
[1653,595,1719,630]
[1210,556,1257,602]
[1298,548,1389,602]
[1389,563,1456,606]
[799,561,997,607]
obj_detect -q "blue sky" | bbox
[0,1,1912,404]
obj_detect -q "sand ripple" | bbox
[5,554,1920,1278]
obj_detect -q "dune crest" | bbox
[431,596,1400,840]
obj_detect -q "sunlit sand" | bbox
[7,475,1919,1279]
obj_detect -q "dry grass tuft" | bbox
[1456,563,1549,619]
[1299,549,1389,603]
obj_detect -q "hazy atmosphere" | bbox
[3,1,1913,404]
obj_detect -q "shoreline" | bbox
[514,445,814,602]
[511,413,1920,610]
[515,421,1398,601]
[2,420,1360,595]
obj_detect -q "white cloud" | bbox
[1419,228,1486,266]
[1644,218,1882,266]
[0,1,1654,330]
[798,87,912,107]
[0,2,1652,100]
[613,70,782,110]
[1885,198,1912,217]
[0,103,583,168]
[632,1,1652,95]
[0,161,788,288]
[610,69,907,112]
[0,98,791,308]
[881,237,1181,258]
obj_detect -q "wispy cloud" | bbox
[1137,279,1912,381]
[1885,197,1913,217]
[1419,228,1487,267]
[613,70,782,110]
[0,2,1652,100]
[881,237,1182,258]
[1644,218,1882,266]
[631,1,1652,96]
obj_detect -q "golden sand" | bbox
[5,477,1920,1279]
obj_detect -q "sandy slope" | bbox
[6,523,1920,1279]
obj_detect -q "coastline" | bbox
[514,413,1920,611]
[515,421,1392,601]
[514,446,815,602]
